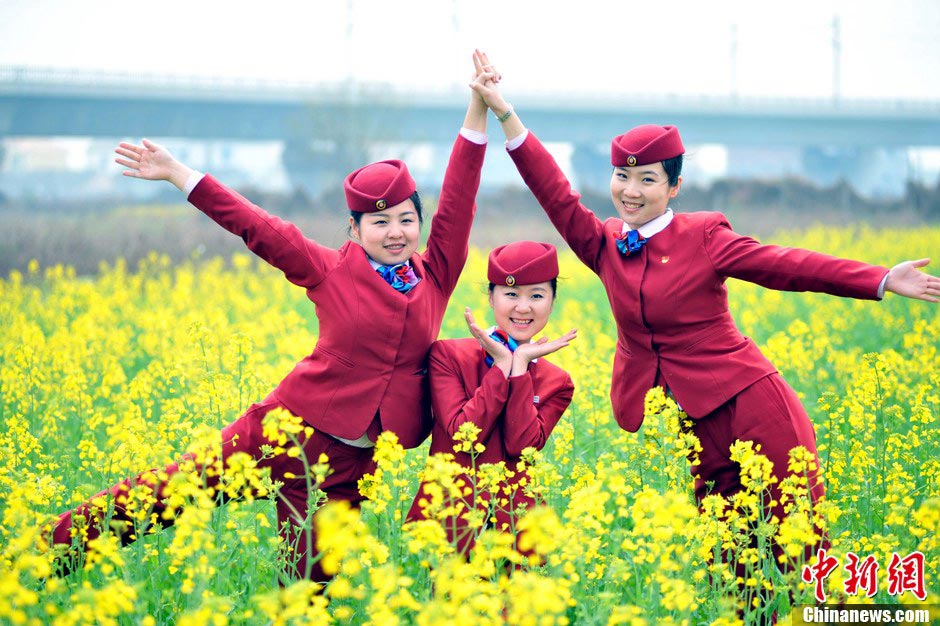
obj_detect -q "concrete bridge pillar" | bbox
[725,144,909,199]
[280,139,369,198]
[800,146,908,197]
[724,146,803,181]
[570,142,612,194]
[0,138,6,205]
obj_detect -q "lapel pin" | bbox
[661,256,670,264]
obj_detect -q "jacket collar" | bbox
[621,208,674,239]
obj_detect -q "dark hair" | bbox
[662,155,683,187]
[349,190,423,229]
[488,278,558,298]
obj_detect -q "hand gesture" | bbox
[512,328,578,373]
[885,259,940,303]
[469,49,510,114]
[115,139,192,189]
[465,307,514,375]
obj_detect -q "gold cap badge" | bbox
[505,275,516,287]
[376,199,387,210]
[627,155,637,166]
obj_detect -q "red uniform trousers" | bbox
[52,394,376,583]
[687,372,827,568]
[407,470,536,559]
[687,373,828,624]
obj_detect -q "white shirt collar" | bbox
[368,257,410,270]
[621,208,674,239]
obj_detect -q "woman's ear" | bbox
[349,217,360,240]
[669,177,682,198]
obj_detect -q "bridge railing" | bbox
[3,64,940,118]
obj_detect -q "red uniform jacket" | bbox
[187,135,484,448]
[408,337,574,551]
[425,338,574,461]
[509,132,889,432]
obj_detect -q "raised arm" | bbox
[116,140,337,289]
[420,54,489,293]
[462,53,491,135]
[470,50,525,144]
[469,51,607,272]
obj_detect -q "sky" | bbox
[1,0,940,102]
[2,0,939,195]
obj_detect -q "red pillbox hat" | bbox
[610,124,685,167]
[487,241,559,287]
[343,159,416,213]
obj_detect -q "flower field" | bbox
[1,224,939,625]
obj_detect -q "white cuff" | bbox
[459,127,488,145]
[505,129,529,151]
[877,273,888,299]
[183,171,206,197]
[330,432,376,448]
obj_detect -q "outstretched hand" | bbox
[115,139,192,190]
[885,259,940,303]
[465,307,513,374]
[513,329,578,367]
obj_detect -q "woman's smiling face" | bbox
[609,162,681,229]
[488,281,555,343]
[349,199,421,265]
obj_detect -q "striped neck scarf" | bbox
[614,229,648,256]
[376,262,419,293]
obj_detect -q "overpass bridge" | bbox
[3,66,940,195]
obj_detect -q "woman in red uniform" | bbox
[50,60,497,583]
[467,53,940,581]
[407,240,576,556]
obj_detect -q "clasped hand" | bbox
[469,49,510,115]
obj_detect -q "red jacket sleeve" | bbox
[704,214,888,299]
[508,132,606,273]
[429,342,509,444]
[502,370,574,457]
[188,175,339,289]
[422,134,485,295]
